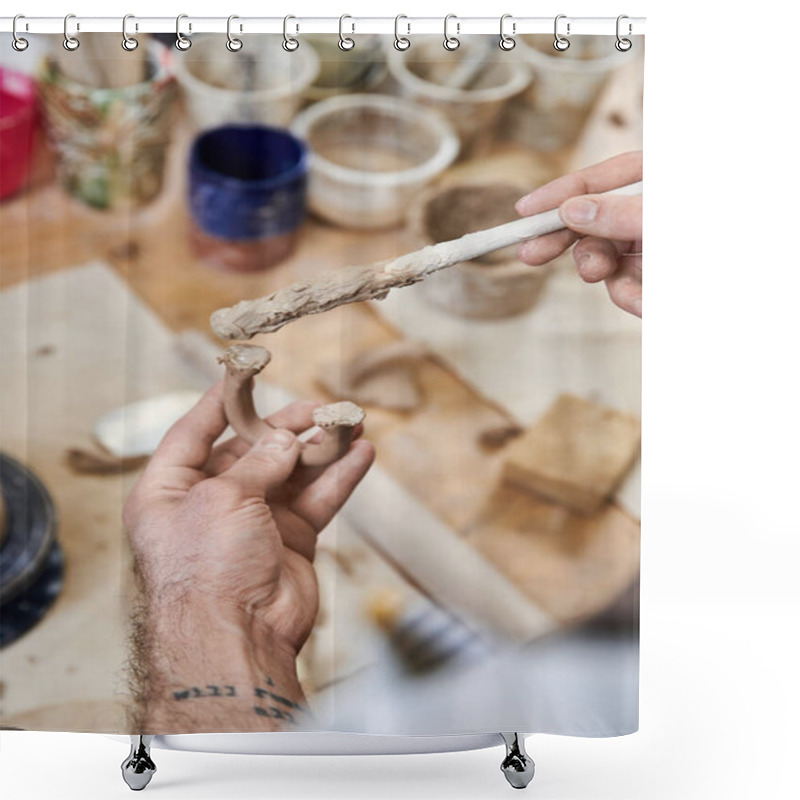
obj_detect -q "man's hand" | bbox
[124,382,375,732]
[516,151,643,317]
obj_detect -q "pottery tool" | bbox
[211,181,642,339]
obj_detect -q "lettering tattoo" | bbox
[172,685,236,701]
[171,680,306,724]
[253,705,296,724]
[254,686,304,711]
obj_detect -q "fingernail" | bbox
[562,198,598,225]
[515,194,533,214]
[576,252,592,272]
[260,429,295,450]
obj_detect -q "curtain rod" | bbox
[0,16,646,36]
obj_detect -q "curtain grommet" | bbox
[12,15,29,52]
[443,14,460,51]
[499,14,516,51]
[121,14,139,51]
[175,14,192,51]
[338,14,355,51]
[283,15,300,51]
[553,14,570,51]
[226,15,243,52]
[63,13,80,51]
[615,15,633,51]
[394,15,411,51]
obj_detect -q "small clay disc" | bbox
[312,401,366,429]
[218,344,272,374]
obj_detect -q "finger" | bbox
[148,381,228,472]
[206,401,364,477]
[517,228,578,266]
[516,151,642,217]
[572,237,625,283]
[267,400,319,430]
[559,194,642,241]
[270,507,318,562]
[290,439,376,531]
[219,428,302,498]
[205,400,319,474]
[605,261,643,317]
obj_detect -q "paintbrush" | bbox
[369,589,491,673]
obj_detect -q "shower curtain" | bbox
[0,29,643,740]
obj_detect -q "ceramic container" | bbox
[37,41,177,210]
[508,34,630,151]
[174,35,319,131]
[0,68,38,201]
[386,36,531,154]
[410,181,554,319]
[301,34,387,101]
[188,125,308,272]
[290,93,458,229]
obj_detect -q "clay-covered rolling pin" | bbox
[211,181,642,340]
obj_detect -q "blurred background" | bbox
[0,30,643,735]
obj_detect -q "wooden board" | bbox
[465,486,640,625]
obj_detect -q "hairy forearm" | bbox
[129,589,310,734]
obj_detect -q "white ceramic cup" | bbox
[386,36,531,154]
[290,93,459,230]
[174,35,320,131]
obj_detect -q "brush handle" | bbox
[211,181,643,340]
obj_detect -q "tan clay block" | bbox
[501,393,640,515]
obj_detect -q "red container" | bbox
[0,68,38,201]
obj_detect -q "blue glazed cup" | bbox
[188,125,308,271]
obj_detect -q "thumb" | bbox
[559,193,642,242]
[222,428,301,498]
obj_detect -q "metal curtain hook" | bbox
[339,15,355,50]
[227,15,243,51]
[499,14,516,51]
[122,14,139,51]
[283,15,299,51]
[394,14,410,51]
[553,14,570,51]
[63,13,80,51]
[615,15,633,51]
[175,14,192,50]
[443,14,460,51]
[12,14,29,51]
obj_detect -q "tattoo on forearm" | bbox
[173,685,237,701]
[170,681,307,724]
[253,705,296,724]
[254,686,304,711]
